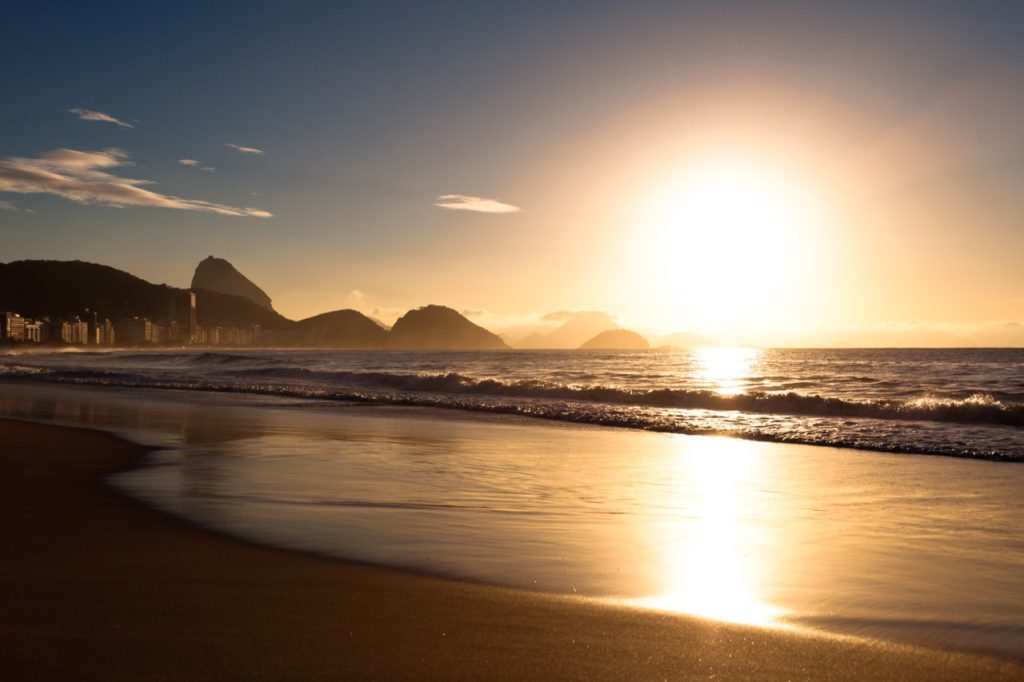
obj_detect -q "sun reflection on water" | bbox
[695,347,761,395]
[625,436,783,627]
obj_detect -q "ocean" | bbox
[1,347,1022,658]
[2,346,1022,459]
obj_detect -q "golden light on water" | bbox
[627,437,783,627]
[696,346,761,395]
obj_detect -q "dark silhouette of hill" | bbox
[0,260,293,330]
[191,256,274,310]
[298,309,388,348]
[518,311,620,349]
[0,260,176,320]
[191,289,293,330]
[1,260,514,348]
[389,305,509,349]
[579,329,650,350]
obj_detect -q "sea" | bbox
[2,346,1022,460]
[1,347,1023,658]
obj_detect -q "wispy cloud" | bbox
[0,148,271,218]
[0,199,20,211]
[179,159,216,172]
[69,108,134,129]
[225,143,264,155]
[434,194,520,214]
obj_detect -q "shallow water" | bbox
[2,381,1022,659]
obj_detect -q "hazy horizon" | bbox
[3,1,1023,348]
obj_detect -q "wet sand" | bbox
[2,417,1021,681]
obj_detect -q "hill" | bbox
[0,260,177,320]
[192,289,294,330]
[0,260,294,331]
[298,309,388,348]
[389,305,509,350]
[579,329,650,350]
[191,256,274,310]
[517,311,621,349]
[1,260,511,349]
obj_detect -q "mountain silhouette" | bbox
[298,309,388,348]
[389,305,509,349]
[579,329,650,350]
[191,256,274,310]
[518,311,621,349]
[0,260,292,330]
[0,259,175,320]
[0,260,513,349]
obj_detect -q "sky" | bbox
[2,0,1023,346]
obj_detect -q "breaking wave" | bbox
[2,349,1022,461]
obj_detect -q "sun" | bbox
[639,159,814,329]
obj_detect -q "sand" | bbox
[1,417,1021,681]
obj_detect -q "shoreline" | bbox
[2,417,1022,680]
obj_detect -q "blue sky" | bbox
[2,1,1023,341]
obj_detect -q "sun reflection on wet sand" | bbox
[695,347,761,395]
[623,436,783,627]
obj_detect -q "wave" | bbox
[209,367,1024,427]
[2,360,1022,461]
[4,362,1024,427]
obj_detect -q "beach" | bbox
[2,415,1022,680]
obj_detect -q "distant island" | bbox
[578,329,650,350]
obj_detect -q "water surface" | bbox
[2,381,1021,659]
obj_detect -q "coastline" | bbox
[2,417,1022,680]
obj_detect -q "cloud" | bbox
[69,108,134,129]
[0,148,271,218]
[0,199,20,211]
[179,159,215,172]
[434,194,520,214]
[461,308,486,318]
[225,143,265,155]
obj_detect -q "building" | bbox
[90,317,115,345]
[60,318,90,345]
[2,312,26,341]
[171,290,198,344]
[24,321,46,343]
[117,317,155,344]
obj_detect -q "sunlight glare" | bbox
[628,437,782,627]
[641,159,814,327]
[695,347,761,395]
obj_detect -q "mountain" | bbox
[0,259,177,320]
[192,289,294,330]
[0,260,294,331]
[517,311,621,349]
[191,256,274,310]
[579,329,650,350]
[389,305,509,350]
[298,309,388,347]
